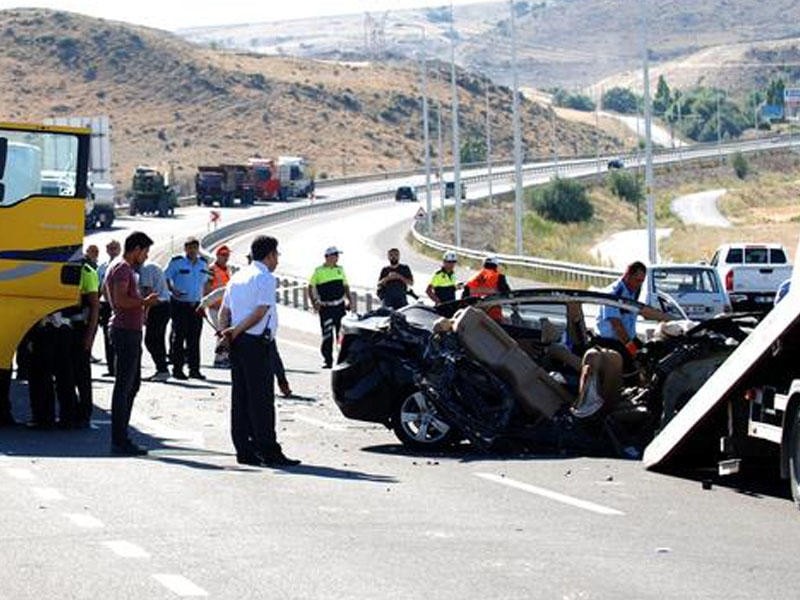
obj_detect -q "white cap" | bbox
[443,251,458,262]
[324,246,342,256]
[484,255,499,267]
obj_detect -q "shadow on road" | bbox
[273,462,397,483]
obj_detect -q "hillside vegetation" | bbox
[0,8,621,191]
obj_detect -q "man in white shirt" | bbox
[219,235,300,468]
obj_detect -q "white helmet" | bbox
[442,251,458,262]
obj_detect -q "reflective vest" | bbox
[208,263,231,308]
[465,268,502,320]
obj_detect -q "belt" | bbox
[318,298,345,307]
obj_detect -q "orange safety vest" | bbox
[208,263,231,308]
[465,268,502,321]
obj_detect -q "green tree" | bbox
[653,75,671,115]
[766,77,786,107]
[460,135,486,164]
[531,177,593,223]
[732,152,749,180]
[602,87,640,114]
[608,171,643,223]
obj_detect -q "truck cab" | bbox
[709,243,792,311]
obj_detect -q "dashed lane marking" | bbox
[31,487,66,501]
[102,540,150,559]
[64,513,105,528]
[152,574,209,597]
[5,467,35,481]
[475,472,625,516]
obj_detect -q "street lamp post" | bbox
[485,84,494,205]
[640,0,656,264]
[395,23,433,233]
[510,0,524,255]
[449,1,462,247]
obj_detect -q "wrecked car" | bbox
[331,289,757,457]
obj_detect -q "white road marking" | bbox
[292,414,347,431]
[102,540,150,559]
[5,467,35,481]
[152,574,208,597]
[31,487,65,501]
[64,513,105,528]
[475,473,625,516]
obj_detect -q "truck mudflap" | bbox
[643,295,800,469]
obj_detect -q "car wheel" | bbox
[392,390,457,450]
[788,407,800,510]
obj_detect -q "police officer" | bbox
[164,237,210,380]
[426,251,459,305]
[308,246,350,368]
[62,256,100,427]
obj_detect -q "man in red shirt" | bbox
[105,232,159,456]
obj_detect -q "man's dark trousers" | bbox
[70,322,94,423]
[145,302,170,373]
[229,333,279,459]
[170,300,202,373]
[110,328,142,446]
[98,302,115,375]
[318,304,345,366]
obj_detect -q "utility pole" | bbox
[640,0,656,264]
[449,0,462,247]
[510,0,524,255]
[716,90,723,165]
[485,84,494,205]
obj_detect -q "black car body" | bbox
[444,181,466,199]
[331,289,755,454]
[395,186,417,202]
[607,158,625,170]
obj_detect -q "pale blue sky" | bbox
[0,0,495,30]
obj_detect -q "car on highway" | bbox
[607,158,625,170]
[331,289,751,453]
[444,181,466,199]
[640,263,731,321]
[395,185,417,202]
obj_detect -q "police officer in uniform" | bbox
[164,237,210,380]
[62,257,100,427]
[426,251,460,306]
[308,246,350,368]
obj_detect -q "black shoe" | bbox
[188,371,206,380]
[263,452,301,467]
[26,421,55,431]
[101,372,115,377]
[111,441,148,456]
[321,362,332,369]
[236,455,266,467]
[172,369,188,380]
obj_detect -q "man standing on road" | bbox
[308,247,351,368]
[97,239,121,376]
[426,251,459,305]
[219,235,300,468]
[105,231,159,455]
[462,255,511,321]
[377,247,414,310]
[596,261,671,359]
[165,237,210,380]
[204,245,234,367]
[139,260,172,381]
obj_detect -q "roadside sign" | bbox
[414,207,426,221]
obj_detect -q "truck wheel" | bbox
[789,408,800,510]
[157,198,169,218]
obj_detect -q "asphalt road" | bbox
[3,314,800,599]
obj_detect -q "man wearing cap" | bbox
[203,245,235,367]
[426,251,460,306]
[462,255,511,321]
[164,237,211,380]
[377,248,414,310]
[308,247,351,368]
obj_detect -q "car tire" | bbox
[788,407,800,510]
[392,390,458,451]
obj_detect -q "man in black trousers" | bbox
[219,235,300,468]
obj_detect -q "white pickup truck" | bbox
[709,243,792,311]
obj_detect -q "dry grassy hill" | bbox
[0,8,621,192]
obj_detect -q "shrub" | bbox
[732,152,749,180]
[608,171,643,205]
[531,177,593,223]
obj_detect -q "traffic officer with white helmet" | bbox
[426,250,460,306]
[308,246,350,368]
